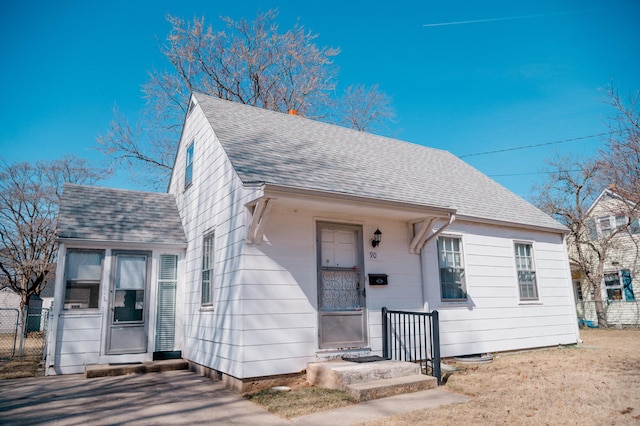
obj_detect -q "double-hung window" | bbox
[438,236,466,301]
[515,242,538,300]
[185,142,194,188]
[201,233,215,306]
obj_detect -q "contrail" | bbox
[423,11,578,27]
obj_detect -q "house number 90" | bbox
[370,251,377,259]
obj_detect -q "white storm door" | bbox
[317,223,367,349]
[107,251,150,354]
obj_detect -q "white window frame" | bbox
[201,232,215,307]
[604,271,624,301]
[514,242,539,301]
[603,270,635,302]
[185,142,194,188]
[63,249,105,310]
[437,235,467,302]
[595,214,632,238]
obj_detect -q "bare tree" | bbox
[0,156,108,323]
[97,10,395,189]
[534,87,640,327]
[337,84,396,132]
[601,84,640,195]
[533,157,613,327]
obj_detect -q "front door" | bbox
[107,251,150,354]
[317,222,367,349]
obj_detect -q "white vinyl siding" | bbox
[515,242,538,300]
[438,236,466,301]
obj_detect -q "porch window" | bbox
[185,142,194,188]
[201,232,215,306]
[515,242,538,300]
[437,236,467,301]
[63,249,104,310]
[605,270,635,301]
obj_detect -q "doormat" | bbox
[342,355,388,363]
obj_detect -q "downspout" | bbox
[423,213,456,247]
[418,213,456,311]
[46,242,66,375]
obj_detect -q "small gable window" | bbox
[185,142,194,188]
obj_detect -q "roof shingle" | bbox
[57,184,186,245]
[194,92,565,232]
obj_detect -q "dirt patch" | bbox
[363,328,640,425]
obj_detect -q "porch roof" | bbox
[194,93,566,233]
[56,184,187,246]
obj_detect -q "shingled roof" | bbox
[57,184,186,245]
[194,92,565,232]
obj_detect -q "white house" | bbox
[47,92,580,389]
[571,187,639,326]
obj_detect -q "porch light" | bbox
[372,228,382,247]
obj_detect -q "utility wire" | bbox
[489,169,582,177]
[459,132,613,158]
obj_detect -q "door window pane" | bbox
[113,255,146,322]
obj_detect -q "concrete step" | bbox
[346,374,438,402]
[307,359,421,390]
[85,359,188,378]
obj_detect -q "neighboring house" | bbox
[571,187,640,326]
[0,286,21,310]
[39,280,56,311]
[47,93,579,389]
[0,287,22,333]
[0,285,51,333]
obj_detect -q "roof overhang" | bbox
[454,214,569,235]
[259,183,457,216]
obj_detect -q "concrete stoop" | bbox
[85,359,188,378]
[307,359,437,402]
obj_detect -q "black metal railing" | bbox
[382,307,441,384]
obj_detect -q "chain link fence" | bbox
[576,300,640,327]
[0,307,49,361]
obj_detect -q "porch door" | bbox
[317,222,367,349]
[107,251,150,354]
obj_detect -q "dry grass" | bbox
[246,329,640,423]
[246,386,356,418]
[365,328,640,425]
[0,359,41,379]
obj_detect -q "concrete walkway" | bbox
[0,370,469,425]
[290,388,470,425]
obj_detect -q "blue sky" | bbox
[1,0,638,199]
